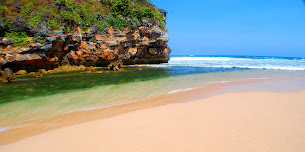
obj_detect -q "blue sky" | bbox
[153,0,305,57]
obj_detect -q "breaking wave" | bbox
[135,56,305,71]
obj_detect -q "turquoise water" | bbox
[0,55,305,130]
[0,67,173,104]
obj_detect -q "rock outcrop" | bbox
[0,22,171,72]
[33,71,43,78]
[108,60,124,71]
[15,70,27,75]
[0,68,17,83]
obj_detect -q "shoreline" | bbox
[0,78,269,145]
[1,83,305,151]
[1,76,304,145]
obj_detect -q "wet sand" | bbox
[1,82,305,152]
[0,80,245,145]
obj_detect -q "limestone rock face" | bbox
[0,24,171,72]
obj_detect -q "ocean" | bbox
[0,55,305,131]
[137,55,305,71]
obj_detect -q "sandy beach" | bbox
[1,86,305,152]
[1,0,304,151]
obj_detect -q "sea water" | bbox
[0,55,305,130]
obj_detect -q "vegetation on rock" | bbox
[4,32,30,47]
[0,0,170,75]
[0,0,167,46]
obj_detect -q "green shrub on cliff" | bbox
[106,15,127,30]
[28,15,43,27]
[60,11,81,24]
[134,0,152,5]
[100,0,116,5]
[143,8,154,18]
[48,18,60,30]
[112,0,132,17]
[55,0,75,9]
[131,9,143,19]
[153,7,165,28]
[0,5,8,17]
[5,32,30,47]
[1,0,167,43]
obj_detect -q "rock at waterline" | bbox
[33,71,43,78]
[0,68,17,83]
[38,69,47,74]
[108,61,124,71]
[15,70,27,75]
[86,66,95,72]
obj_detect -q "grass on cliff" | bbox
[4,32,30,47]
[1,0,166,46]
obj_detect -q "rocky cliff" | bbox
[0,0,171,72]
[0,22,170,72]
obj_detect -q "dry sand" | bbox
[1,89,305,152]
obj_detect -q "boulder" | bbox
[0,70,7,83]
[86,66,95,72]
[35,22,50,37]
[38,69,47,74]
[0,68,17,83]
[78,65,86,69]
[15,70,27,75]
[33,71,43,78]
[1,38,15,45]
[52,67,66,73]
[94,70,103,74]
[108,60,123,71]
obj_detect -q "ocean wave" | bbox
[133,56,305,71]
[200,65,305,71]
[133,64,304,71]
[170,56,302,62]
[170,57,233,61]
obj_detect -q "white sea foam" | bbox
[0,127,10,132]
[168,88,193,94]
[0,124,29,132]
[134,56,305,71]
[170,57,232,61]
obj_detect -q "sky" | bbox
[153,0,305,57]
